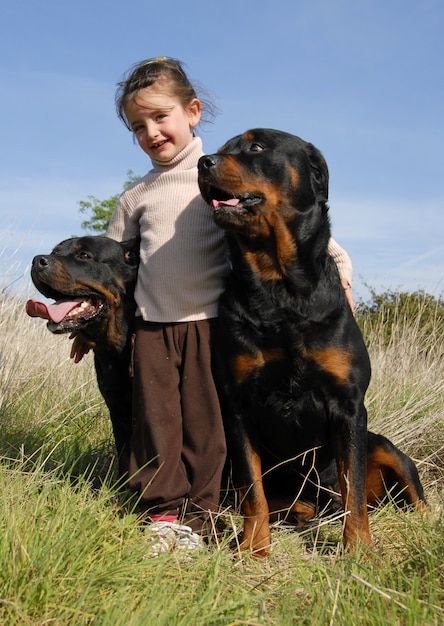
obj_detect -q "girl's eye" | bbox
[250,143,264,152]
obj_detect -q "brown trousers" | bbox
[128,318,226,527]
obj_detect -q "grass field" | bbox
[0,284,443,625]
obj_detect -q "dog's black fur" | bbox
[198,128,426,554]
[26,236,139,477]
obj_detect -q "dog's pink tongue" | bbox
[211,198,240,209]
[26,298,83,323]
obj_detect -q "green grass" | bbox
[0,286,443,625]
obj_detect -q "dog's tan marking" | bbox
[243,214,297,280]
[336,459,371,548]
[288,164,300,189]
[77,281,123,351]
[268,498,316,525]
[239,440,271,555]
[233,348,284,385]
[366,448,427,510]
[303,347,352,385]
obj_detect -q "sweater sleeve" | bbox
[328,237,353,286]
[107,191,140,242]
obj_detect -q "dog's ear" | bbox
[308,145,329,202]
[121,237,140,267]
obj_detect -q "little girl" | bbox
[75,57,354,550]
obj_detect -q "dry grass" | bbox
[0,281,443,625]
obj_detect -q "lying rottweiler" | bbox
[198,128,426,555]
[26,236,139,478]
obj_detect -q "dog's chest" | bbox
[222,297,354,397]
[225,314,309,388]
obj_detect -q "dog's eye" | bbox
[78,251,92,261]
[249,143,264,152]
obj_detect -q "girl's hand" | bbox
[69,333,94,363]
[341,278,355,315]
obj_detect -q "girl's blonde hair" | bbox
[115,57,216,131]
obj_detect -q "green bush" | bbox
[356,288,444,348]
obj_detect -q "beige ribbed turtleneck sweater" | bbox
[107,137,230,322]
[108,136,352,323]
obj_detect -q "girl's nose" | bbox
[146,120,160,138]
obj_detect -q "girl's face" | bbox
[124,82,202,162]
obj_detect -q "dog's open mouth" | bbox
[26,296,105,332]
[205,186,262,212]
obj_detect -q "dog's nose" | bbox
[33,255,50,269]
[198,154,219,172]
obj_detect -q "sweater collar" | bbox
[150,136,204,172]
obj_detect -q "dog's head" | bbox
[198,128,328,233]
[198,129,330,279]
[26,236,139,353]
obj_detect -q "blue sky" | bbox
[1,0,443,302]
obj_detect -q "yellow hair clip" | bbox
[144,56,168,65]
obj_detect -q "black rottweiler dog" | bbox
[198,128,426,555]
[26,236,139,478]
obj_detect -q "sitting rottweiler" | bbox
[26,236,139,478]
[198,128,426,555]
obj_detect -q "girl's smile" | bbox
[124,84,201,162]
